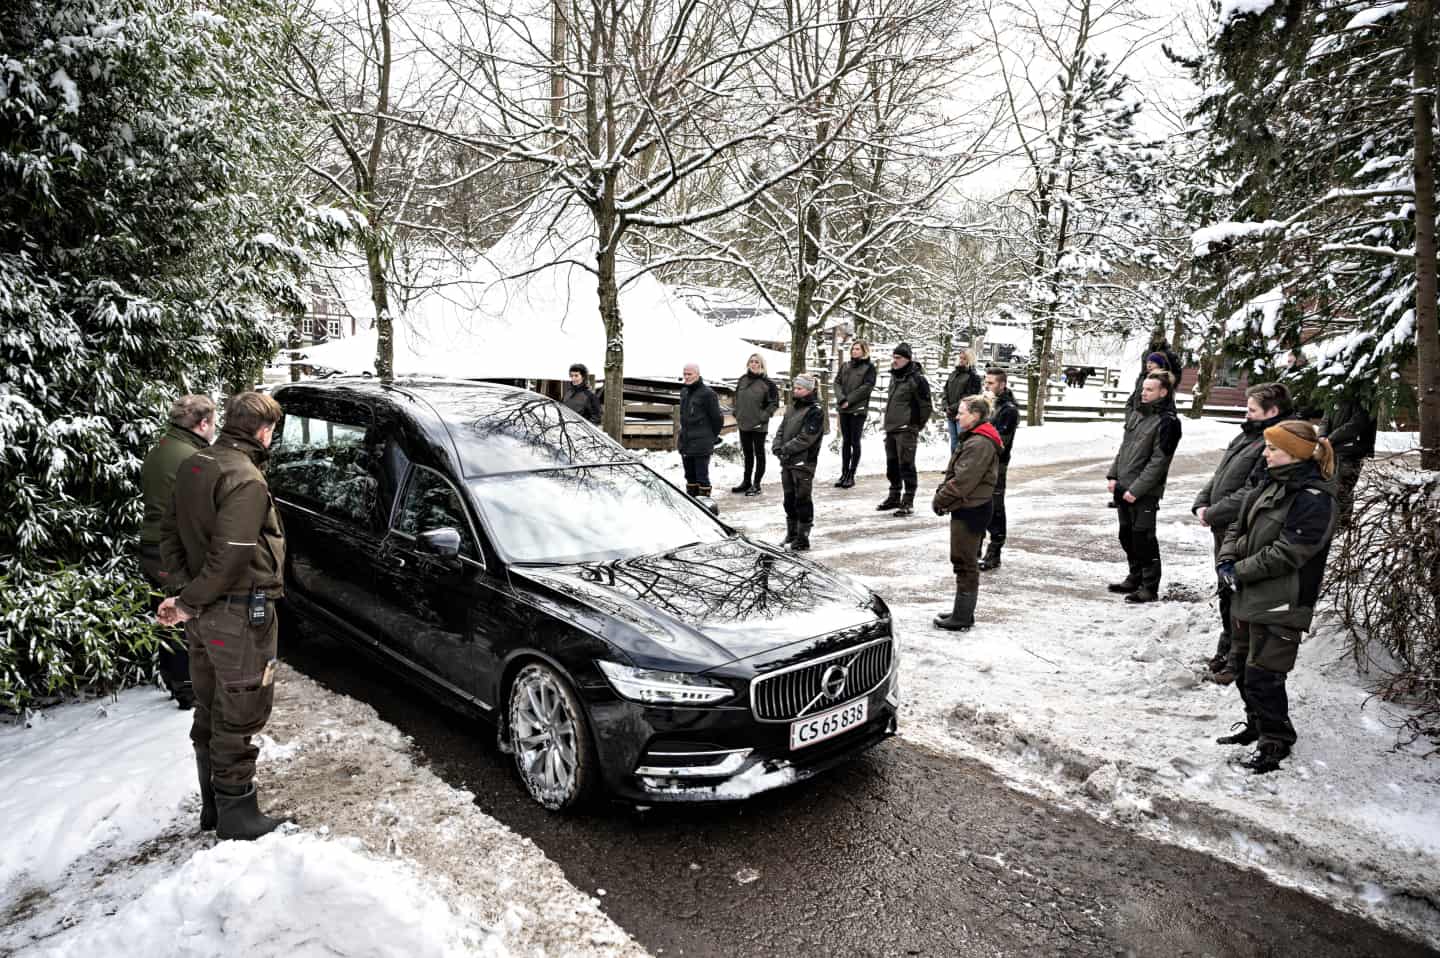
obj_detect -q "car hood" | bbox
[508,537,882,673]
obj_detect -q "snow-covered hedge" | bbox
[0,0,343,707]
[0,560,165,710]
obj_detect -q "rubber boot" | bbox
[214,782,285,841]
[686,482,700,497]
[195,749,217,832]
[893,493,915,517]
[876,489,902,511]
[979,543,1002,571]
[780,517,797,548]
[833,472,848,488]
[731,479,751,493]
[698,484,713,498]
[789,523,811,552]
[933,591,977,631]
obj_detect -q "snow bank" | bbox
[38,832,506,958]
[0,693,194,895]
[0,675,645,957]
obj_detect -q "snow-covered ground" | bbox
[3,417,1434,953]
[680,418,1440,945]
[0,673,644,957]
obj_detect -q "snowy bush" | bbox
[0,559,166,710]
[0,0,343,707]
[1328,464,1440,753]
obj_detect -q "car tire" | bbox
[507,662,598,811]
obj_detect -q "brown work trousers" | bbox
[188,596,279,788]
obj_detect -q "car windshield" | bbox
[470,464,729,564]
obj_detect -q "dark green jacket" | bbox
[1219,460,1336,632]
[942,366,983,418]
[140,425,210,547]
[835,359,877,416]
[161,426,286,613]
[733,372,780,432]
[1192,414,1284,530]
[1108,399,1182,500]
[882,362,933,434]
[771,393,826,466]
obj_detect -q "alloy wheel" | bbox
[509,664,583,809]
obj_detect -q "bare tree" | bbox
[271,0,485,380]
[986,0,1170,424]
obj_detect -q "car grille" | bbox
[750,638,893,721]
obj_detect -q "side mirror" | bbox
[416,527,463,559]
[695,496,720,517]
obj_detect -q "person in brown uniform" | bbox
[931,395,1002,631]
[139,394,216,708]
[158,391,287,840]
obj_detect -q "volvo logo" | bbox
[820,664,850,700]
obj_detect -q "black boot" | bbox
[214,782,286,841]
[893,493,915,517]
[1124,586,1158,603]
[172,681,195,710]
[833,472,848,488]
[840,473,856,488]
[731,480,751,493]
[746,482,762,496]
[979,543,1002,571]
[1240,741,1290,774]
[195,749,217,832]
[1216,721,1259,746]
[1107,572,1141,594]
[789,523,811,552]
[876,489,902,511]
[686,482,700,497]
[934,591,977,631]
[780,517,797,548]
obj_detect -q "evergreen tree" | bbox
[0,0,339,706]
[1190,0,1439,462]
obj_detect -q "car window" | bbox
[270,404,382,530]
[423,390,631,477]
[470,463,728,564]
[395,467,478,560]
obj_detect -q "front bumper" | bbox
[586,670,900,803]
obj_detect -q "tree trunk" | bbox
[1414,0,1440,469]
[367,237,393,381]
[597,232,625,441]
[1190,344,1221,419]
[789,197,823,379]
[1027,313,1056,426]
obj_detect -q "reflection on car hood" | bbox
[509,538,880,673]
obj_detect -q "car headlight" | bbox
[596,660,733,705]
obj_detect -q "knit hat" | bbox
[1264,420,1318,461]
[793,374,817,392]
[893,342,913,359]
[1146,352,1168,369]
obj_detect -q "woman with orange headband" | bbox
[1215,420,1338,774]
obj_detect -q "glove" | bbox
[1216,561,1238,593]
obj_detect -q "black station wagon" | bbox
[268,378,899,809]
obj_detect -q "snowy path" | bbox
[677,421,1440,944]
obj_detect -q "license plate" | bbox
[790,699,868,750]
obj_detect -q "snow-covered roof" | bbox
[294,195,785,380]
